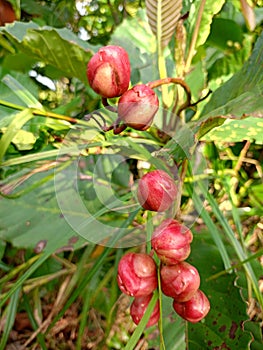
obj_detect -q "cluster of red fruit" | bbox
[86,46,210,326]
[117,170,210,326]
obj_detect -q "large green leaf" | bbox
[0,22,95,83]
[201,117,263,144]
[200,30,263,120]
[145,0,183,48]
[186,234,253,350]
[0,169,86,252]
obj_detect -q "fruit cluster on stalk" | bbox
[87,45,210,327]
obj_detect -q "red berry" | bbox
[130,294,160,327]
[137,170,177,212]
[151,219,193,264]
[87,45,130,98]
[117,253,157,297]
[160,262,200,302]
[117,84,159,131]
[173,289,210,323]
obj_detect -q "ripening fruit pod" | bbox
[86,45,131,98]
[117,252,157,297]
[173,289,210,323]
[151,219,193,265]
[137,169,177,212]
[160,262,200,302]
[0,0,16,26]
[130,293,160,327]
[117,84,159,131]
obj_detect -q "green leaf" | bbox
[145,0,183,48]
[0,287,21,350]
[187,234,252,350]
[2,74,43,109]
[0,22,94,83]
[201,117,263,144]
[207,18,243,50]
[188,0,226,49]
[201,30,263,120]
[0,128,36,150]
[0,170,86,251]
[0,109,34,162]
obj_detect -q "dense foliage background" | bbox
[0,0,262,349]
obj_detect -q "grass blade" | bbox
[198,181,263,310]
[0,288,21,350]
[187,184,232,271]
[124,291,159,350]
[0,109,34,162]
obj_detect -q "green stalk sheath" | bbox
[156,0,169,107]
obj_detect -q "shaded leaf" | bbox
[146,0,183,48]
[187,234,253,350]
[201,30,263,120]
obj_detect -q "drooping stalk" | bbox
[185,0,207,73]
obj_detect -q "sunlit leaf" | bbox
[201,117,263,144]
[187,0,225,49]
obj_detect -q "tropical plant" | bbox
[0,0,262,349]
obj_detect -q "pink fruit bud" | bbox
[173,289,210,323]
[137,170,177,212]
[130,294,160,327]
[151,219,193,264]
[160,262,200,302]
[117,253,157,297]
[117,84,159,131]
[87,45,130,98]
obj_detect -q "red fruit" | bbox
[151,219,193,264]
[173,289,210,323]
[117,252,157,297]
[0,0,16,26]
[117,84,159,131]
[130,294,160,327]
[160,262,200,302]
[87,45,130,98]
[137,169,177,212]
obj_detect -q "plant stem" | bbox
[185,0,207,73]
[147,78,192,116]
[0,99,90,126]
[157,262,166,350]
[146,211,153,254]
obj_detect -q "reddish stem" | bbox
[147,78,192,116]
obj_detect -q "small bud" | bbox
[117,253,157,297]
[130,294,160,327]
[160,262,200,302]
[137,170,177,212]
[151,219,193,264]
[87,45,130,98]
[173,289,210,323]
[117,84,159,131]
